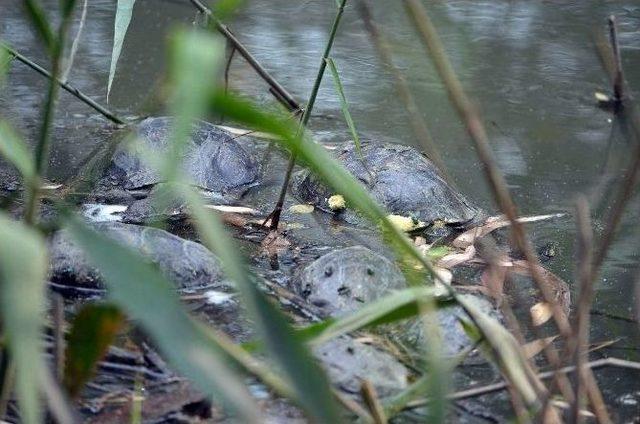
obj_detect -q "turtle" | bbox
[292,245,502,357]
[292,140,483,238]
[72,117,261,223]
[48,221,233,296]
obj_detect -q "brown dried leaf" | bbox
[530,302,553,326]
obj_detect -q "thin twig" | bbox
[189,0,301,112]
[267,0,349,231]
[0,44,124,124]
[570,197,605,423]
[360,380,387,424]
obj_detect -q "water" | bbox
[2,0,640,420]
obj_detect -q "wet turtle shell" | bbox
[48,222,232,295]
[293,140,482,228]
[95,116,261,198]
[293,246,406,316]
[293,246,502,356]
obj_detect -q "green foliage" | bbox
[108,0,136,101]
[0,121,36,180]
[326,57,362,157]
[65,217,263,422]
[0,212,49,424]
[156,29,342,423]
[0,48,11,87]
[63,304,125,398]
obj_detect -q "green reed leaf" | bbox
[65,217,262,423]
[0,212,48,424]
[326,57,362,157]
[107,0,136,101]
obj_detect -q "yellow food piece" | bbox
[288,204,314,214]
[386,214,425,232]
[328,194,346,211]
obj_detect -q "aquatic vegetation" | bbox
[1,1,639,423]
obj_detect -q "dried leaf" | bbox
[522,335,558,359]
[530,302,553,326]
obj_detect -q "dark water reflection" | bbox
[2,0,640,419]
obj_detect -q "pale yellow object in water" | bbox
[288,204,315,214]
[386,214,426,232]
[327,194,346,211]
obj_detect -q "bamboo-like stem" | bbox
[189,0,301,113]
[571,197,594,424]
[24,9,76,224]
[356,0,450,181]
[0,44,124,125]
[268,0,349,231]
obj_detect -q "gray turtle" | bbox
[293,140,482,232]
[293,246,406,316]
[48,222,232,295]
[313,336,409,398]
[74,117,261,223]
[293,246,501,357]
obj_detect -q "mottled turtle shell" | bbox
[293,141,481,227]
[104,117,260,195]
[48,222,231,294]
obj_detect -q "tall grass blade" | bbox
[325,57,362,157]
[156,29,342,423]
[65,218,262,423]
[63,304,125,398]
[108,0,136,101]
[299,286,449,345]
[0,212,48,424]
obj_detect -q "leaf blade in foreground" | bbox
[65,217,262,423]
[0,212,48,424]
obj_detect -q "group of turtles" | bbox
[42,116,527,420]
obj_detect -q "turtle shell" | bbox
[293,140,482,227]
[48,222,232,294]
[104,117,260,195]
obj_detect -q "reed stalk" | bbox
[0,44,124,125]
[268,0,349,231]
[24,5,76,224]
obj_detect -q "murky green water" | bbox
[2,0,640,420]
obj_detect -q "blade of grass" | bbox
[61,0,88,83]
[326,57,362,157]
[300,287,450,346]
[0,212,49,424]
[154,29,342,423]
[24,0,77,225]
[24,0,55,54]
[65,217,262,422]
[108,0,136,101]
